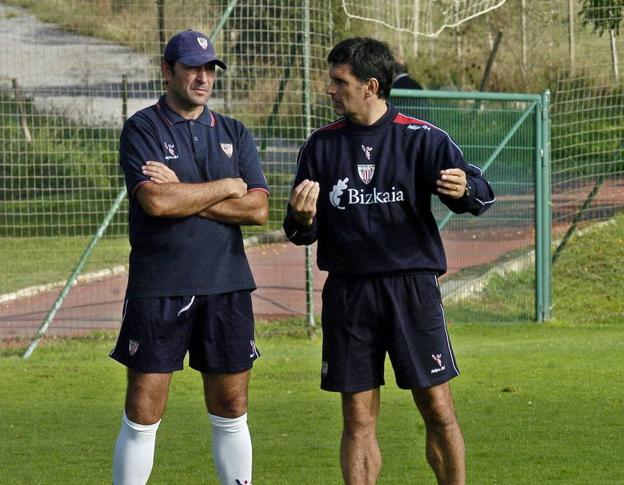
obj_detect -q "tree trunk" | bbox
[610,29,619,83]
[567,0,575,74]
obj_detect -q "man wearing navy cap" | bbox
[110,29,269,485]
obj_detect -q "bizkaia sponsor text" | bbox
[347,187,404,205]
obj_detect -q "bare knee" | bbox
[342,391,379,440]
[125,369,172,424]
[413,383,460,431]
[203,371,250,418]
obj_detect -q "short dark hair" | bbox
[327,37,395,99]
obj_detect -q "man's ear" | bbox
[161,61,173,81]
[365,77,380,98]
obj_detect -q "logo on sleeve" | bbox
[408,124,431,131]
[163,142,179,160]
[220,142,233,158]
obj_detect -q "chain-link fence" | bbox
[0,1,622,344]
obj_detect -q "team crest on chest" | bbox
[220,143,233,158]
[357,164,375,185]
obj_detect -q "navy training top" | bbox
[283,104,495,276]
[119,95,269,297]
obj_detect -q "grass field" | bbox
[1,319,623,484]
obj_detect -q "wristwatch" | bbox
[464,180,473,198]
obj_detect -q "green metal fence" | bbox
[390,89,551,322]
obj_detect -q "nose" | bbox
[326,81,336,95]
[196,65,215,82]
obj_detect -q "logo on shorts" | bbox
[321,361,328,377]
[431,353,445,374]
[249,340,259,359]
[234,479,250,485]
[129,339,140,356]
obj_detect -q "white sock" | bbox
[209,413,252,485]
[113,412,160,485]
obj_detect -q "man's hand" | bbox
[142,161,180,184]
[436,168,467,199]
[289,179,319,226]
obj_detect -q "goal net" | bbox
[340,0,507,37]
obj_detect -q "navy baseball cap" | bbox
[163,30,227,69]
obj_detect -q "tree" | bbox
[579,0,624,82]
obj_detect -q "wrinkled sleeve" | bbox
[119,118,162,197]
[237,123,270,195]
[428,134,495,216]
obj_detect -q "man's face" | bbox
[163,61,217,111]
[326,63,368,118]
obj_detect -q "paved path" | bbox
[0,3,157,126]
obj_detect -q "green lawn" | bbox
[1,320,622,484]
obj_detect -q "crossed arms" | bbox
[136,161,268,226]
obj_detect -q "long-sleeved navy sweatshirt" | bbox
[283,104,495,276]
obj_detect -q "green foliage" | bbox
[446,213,624,324]
[580,0,624,36]
[0,92,123,219]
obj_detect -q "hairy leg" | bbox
[412,382,465,485]
[340,389,381,485]
[125,369,172,424]
[202,370,250,417]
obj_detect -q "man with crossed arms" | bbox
[111,30,268,485]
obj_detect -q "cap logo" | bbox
[197,37,208,49]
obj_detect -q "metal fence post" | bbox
[541,90,552,320]
[302,0,315,329]
[534,90,552,322]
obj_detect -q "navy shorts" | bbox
[109,291,259,374]
[320,272,459,392]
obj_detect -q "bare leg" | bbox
[412,382,465,485]
[202,370,250,417]
[340,389,382,485]
[125,369,172,424]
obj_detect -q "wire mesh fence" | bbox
[0,0,622,342]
